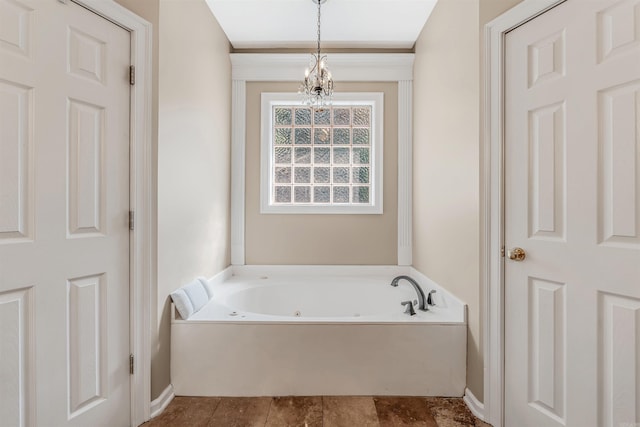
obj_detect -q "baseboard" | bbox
[150,384,174,419]
[463,387,486,422]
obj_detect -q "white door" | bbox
[0,1,131,426]
[504,0,640,426]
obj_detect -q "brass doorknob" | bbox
[507,247,526,261]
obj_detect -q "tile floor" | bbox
[144,396,491,427]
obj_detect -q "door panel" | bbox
[598,81,640,247]
[505,0,640,426]
[68,273,107,417]
[0,287,34,426]
[598,293,640,427]
[0,78,33,242]
[528,101,566,241]
[0,1,131,426]
[67,98,106,237]
[526,277,566,422]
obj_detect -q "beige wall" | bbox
[413,0,523,403]
[245,82,398,265]
[480,0,523,27]
[115,0,231,400]
[413,0,481,401]
[116,0,232,401]
[155,0,231,399]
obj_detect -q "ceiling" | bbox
[204,0,439,50]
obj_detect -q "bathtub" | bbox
[170,266,467,397]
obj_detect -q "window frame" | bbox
[260,92,384,214]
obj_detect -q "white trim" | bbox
[463,387,486,422]
[231,53,414,81]
[71,1,153,425]
[229,53,414,265]
[231,80,246,265]
[397,81,412,265]
[149,384,174,419]
[259,92,384,214]
[482,2,565,427]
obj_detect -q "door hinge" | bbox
[130,354,134,375]
[129,65,135,86]
[500,246,506,257]
[129,211,134,231]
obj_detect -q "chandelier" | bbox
[300,0,334,110]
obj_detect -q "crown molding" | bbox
[230,53,414,81]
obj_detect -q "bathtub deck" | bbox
[143,396,491,427]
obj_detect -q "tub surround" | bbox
[171,321,466,396]
[170,266,466,397]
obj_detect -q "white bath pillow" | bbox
[182,279,209,313]
[171,289,194,320]
[197,276,214,299]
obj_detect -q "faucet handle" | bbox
[401,300,416,316]
[427,290,437,306]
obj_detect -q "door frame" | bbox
[482,1,566,426]
[69,1,153,425]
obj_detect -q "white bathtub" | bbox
[171,266,467,397]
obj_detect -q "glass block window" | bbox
[261,93,383,214]
[271,104,372,205]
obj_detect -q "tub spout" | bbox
[390,275,428,311]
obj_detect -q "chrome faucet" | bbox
[390,275,428,311]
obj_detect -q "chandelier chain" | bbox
[316,0,321,58]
